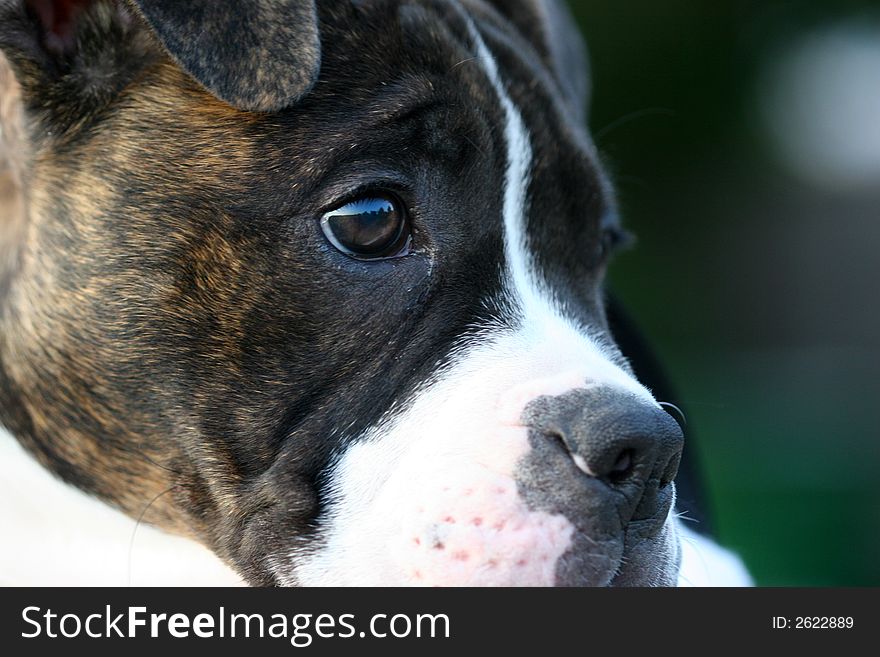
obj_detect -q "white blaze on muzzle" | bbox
[290,319,657,586]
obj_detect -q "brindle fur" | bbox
[0,0,615,585]
[0,53,26,296]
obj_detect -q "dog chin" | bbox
[608,519,682,587]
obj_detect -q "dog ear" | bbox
[0,0,320,120]
[127,0,321,112]
[0,0,158,128]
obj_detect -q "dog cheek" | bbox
[375,453,575,586]
[302,424,576,586]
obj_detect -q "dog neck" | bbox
[0,426,242,586]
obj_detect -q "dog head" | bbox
[0,0,684,585]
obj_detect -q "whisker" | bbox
[679,533,714,582]
[463,134,487,158]
[612,174,650,190]
[134,441,182,476]
[679,400,727,409]
[594,107,675,143]
[658,401,687,427]
[449,56,477,71]
[674,510,700,525]
[127,485,179,586]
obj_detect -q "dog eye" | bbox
[320,195,411,260]
[598,226,634,261]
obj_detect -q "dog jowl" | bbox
[0,0,687,585]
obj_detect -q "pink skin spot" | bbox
[374,419,576,585]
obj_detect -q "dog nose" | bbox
[521,386,684,520]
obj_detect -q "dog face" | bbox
[0,0,683,585]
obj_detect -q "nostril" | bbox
[608,449,634,483]
[542,429,595,476]
[542,429,568,455]
[524,388,685,497]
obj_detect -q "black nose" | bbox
[521,386,684,522]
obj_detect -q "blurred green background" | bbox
[567,0,880,585]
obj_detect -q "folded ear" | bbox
[128,0,321,112]
[0,0,155,131]
[0,0,321,119]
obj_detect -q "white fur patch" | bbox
[0,427,243,586]
[465,15,537,314]
[290,325,654,586]
[677,525,753,586]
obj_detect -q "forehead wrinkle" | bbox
[318,74,440,131]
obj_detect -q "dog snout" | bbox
[522,386,684,522]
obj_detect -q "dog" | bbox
[0,0,751,586]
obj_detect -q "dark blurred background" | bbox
[567,0,880,585]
